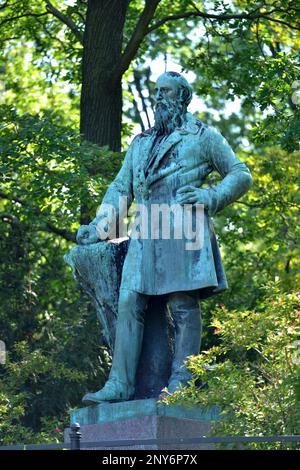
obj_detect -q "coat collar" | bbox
[177,112,202,135]
[149,130,182,175]
[137,113,203,191]
[141,113,200,172]
[140,112,200,140]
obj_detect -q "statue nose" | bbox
[156,89,163,101]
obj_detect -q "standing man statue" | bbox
[77,71,252,404]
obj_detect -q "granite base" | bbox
[65,399,219,450]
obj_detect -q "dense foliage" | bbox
[160,285,300,449]
[0,0,299,446]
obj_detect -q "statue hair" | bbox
[158,71,193,109]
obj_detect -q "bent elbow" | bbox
[244,169,253,190]
[236,170,253,198]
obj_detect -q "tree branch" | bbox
[236,200,273,208]
[145,66,155,109]
[255,20,266,57]
[262,15,300,31]
[110,0,161,87]
[0,212,23,227]
[0,35,21,43]
[147,7,300,34]
[0,190,24,205]
[0,12,48,28]
[35,17,68,50]
[128,83,146,132]
[38,223,76,242]
[0,190,76,242]
[73,9,86,24]
[44,0,83,44]
[133,69,151,128]
[0,0,22,11]
[0,2,84,43]
[0,1,9,10]
[268,40,298,112]
[236,199,300,209]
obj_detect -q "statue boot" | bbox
[83,289,148,404]
[163,292,202,395]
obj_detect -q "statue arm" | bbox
[204,127,253,216]
[90,141,135,239]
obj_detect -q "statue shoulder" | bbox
[140,127,155,138]
[134,127,155,139]
[194,118,208,137]
[203,125,227,143]
[125,128,154,155]
[127,127,155,147]
[182,113,208,137]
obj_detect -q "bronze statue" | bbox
[75,71,252,403]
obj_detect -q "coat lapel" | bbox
[139,133,155,178]
[146,131,182,185]
[133,114,207,198]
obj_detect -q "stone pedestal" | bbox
[65,399,219,450]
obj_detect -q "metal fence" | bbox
[0,423,299,450]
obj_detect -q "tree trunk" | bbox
[80,0,129,152]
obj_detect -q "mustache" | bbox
[155,97,177,110]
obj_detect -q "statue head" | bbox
[154,71,193,135]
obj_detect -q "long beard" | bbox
[154,99,185,136]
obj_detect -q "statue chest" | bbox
[132,136,211,200]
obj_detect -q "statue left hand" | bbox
[76,224,99,245]
[176,185,211,210]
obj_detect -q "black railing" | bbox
[0,423,299,450]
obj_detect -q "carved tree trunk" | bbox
[80,0,129,152]
[65,240,174,399]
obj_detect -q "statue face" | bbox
[153,74,185,135]
[155,75,180,103]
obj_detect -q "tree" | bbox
[1,1,299,152]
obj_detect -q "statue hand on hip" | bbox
[176,185,211,210]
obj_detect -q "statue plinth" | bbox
[64,399,219,450]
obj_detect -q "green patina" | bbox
[67,72,252,405]
[70,399,220,426]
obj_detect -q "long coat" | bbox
[92,113,252,299]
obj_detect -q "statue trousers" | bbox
[108,288,202,394]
